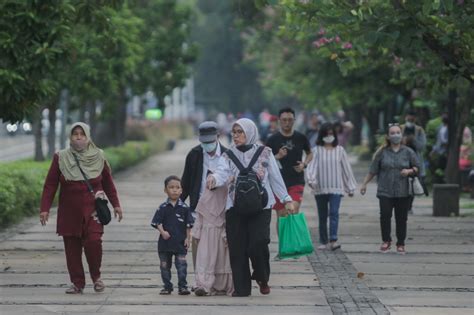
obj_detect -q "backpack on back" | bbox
[226,146,268,216]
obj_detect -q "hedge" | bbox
[0,121,194,229]
[0,141,153,228]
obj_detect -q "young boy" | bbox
[151,175,194,295]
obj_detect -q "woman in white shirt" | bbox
[207,118,294,297]
[306,123,357,250]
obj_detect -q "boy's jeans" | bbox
[315,194,342,244]
[158,252,188,290]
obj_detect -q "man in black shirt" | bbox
[180,121,227,269]
[267,108,313,246]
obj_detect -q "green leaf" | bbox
[422,0,432,15]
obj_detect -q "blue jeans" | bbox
[158,252,188,290]
[315,194,342,244]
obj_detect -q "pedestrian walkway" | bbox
[1,139,473,314]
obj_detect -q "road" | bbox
[0,139,473,314]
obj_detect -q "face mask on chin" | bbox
[201,141,217,153]
[323,135,335,144]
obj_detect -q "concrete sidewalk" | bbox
[1,139,473,314]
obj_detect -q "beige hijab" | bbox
[58,122,107,181]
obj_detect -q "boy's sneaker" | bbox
[160,288,172,295]
[194,287,208,296]
[178,287,191,295]
[380,242,391,253]
[397,245,406,255]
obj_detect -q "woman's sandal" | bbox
[94,279,105,293]
[65,284,83,294]
[380,242,391,253]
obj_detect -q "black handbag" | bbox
[73,154,112,225]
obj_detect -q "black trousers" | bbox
[226,208,271,296]
[378,196,411,246]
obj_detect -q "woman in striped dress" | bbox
[306,123,357,250]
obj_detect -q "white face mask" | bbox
[389,134,402,144]
[323,135,335,144]
[405,121,414,128]
[201,142,217,153]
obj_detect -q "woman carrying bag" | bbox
[360,123,419,254]
[206,118,294,297]
[39,122,123,294]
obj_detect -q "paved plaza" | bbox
[1,139,473,314]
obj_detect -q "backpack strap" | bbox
[225,150,245,171]
[247,146,265,171]
[226,145,265,172]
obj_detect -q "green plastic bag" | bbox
[278,213,314,259]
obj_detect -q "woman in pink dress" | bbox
[192,184,234,296]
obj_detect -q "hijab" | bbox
[58,122,107,181]
[232,118,259,152]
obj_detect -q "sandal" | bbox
[380,242,391,253]
[397,245,406,255]
[65,284,83,294]
[94,279,105,293]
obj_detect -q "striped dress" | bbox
[305,145,357,195]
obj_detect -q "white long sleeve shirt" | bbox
[305,145,357,195]
[212,145,292,210]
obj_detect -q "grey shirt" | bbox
[369,146,420,198]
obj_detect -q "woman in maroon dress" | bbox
[40,122,123,294]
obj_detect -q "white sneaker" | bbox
[330,242,341,251]
[317,244,328,250]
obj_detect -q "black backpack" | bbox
[226,146,268,216]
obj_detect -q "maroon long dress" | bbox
[40,153,121,289]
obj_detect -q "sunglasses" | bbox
[388,123,400,127]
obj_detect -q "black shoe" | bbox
[160,288,172,295]
[178,288,191,295]
[194,287,208,296]
[232,292,250,297]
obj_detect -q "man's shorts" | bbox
[273,185,305,211]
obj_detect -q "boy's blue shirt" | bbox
[151,198,194,254]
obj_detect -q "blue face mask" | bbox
[201,142,217,153]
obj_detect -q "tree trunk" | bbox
[59,89,69,149]
[47,102,56,158]
[445,84,474,184]
[366,107,381,152]
[79,103,86,123]
[33,107,44,161]
[348,106,362,146]
[89,101,97,139]
[115,87,128,146]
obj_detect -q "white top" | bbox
[305,145,357,195]
[211,145,292,210]
[200,143,222,197]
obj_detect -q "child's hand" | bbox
[161,231,171,240]
[184,238,190,249]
